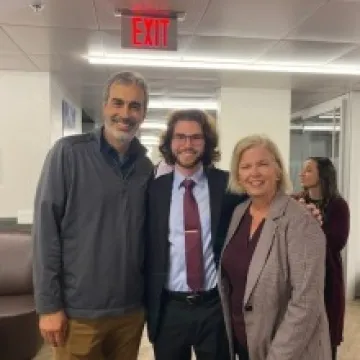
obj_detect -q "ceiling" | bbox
[2,0,360,126]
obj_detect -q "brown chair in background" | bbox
[0,233,42,360]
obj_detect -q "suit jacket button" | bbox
[244,304,253,312]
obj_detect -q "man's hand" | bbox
[298,198,323,225]
[39,310,68,347]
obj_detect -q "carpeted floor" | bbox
[35,301,360,359]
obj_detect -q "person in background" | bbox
[300,157,350,360]
[218,135,331,360]
[33,71,153,359]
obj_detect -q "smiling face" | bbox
[170,119,205,171]
[102,82,146,147]
[237,145,280,199]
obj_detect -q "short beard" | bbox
[175,155,202,169]
[114,131,135,144]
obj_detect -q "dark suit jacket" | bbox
[145,167,246,342]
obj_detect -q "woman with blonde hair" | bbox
[218,135,331,360]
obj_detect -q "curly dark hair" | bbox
[159,109,221,167]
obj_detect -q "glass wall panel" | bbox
[290,108,340,192]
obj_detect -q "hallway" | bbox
[35,301,360,360]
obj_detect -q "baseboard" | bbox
[0,217,32,233]
[17,209,33,224]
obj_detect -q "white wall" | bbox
[218,87,291,171]
[342,92,360,299]
[0,71,82,221]
[50,75,82,144]
[0,71,51,219]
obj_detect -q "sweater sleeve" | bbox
[32,139,72,314]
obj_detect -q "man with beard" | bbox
[145,109,244,360]
[33,71,153,359]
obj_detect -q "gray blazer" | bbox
[218,192,332,360]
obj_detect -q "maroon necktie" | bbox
[182,179,204,292]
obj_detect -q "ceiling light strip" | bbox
[87,56,360,76]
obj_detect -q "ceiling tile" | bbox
[328,46,360,66]
[183,36,276,62]
[29,54,62,71]
[196,0,327,39]
[291,73,357,90]
[288,2,360,43]
[292,90,346,112]
[0,53,37,71]
[3,26,52,55]
[95,0,209,34]
[4,26,104,56]
[0,27,21,54]
[0,0,98,29]
[257,40,356,65]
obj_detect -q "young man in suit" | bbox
[145,109,244,360]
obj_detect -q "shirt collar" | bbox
[98,126,147,160]
[173,165,205,189]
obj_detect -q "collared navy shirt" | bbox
[100,128,133,177]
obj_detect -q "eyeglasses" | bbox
[172,133,204,144]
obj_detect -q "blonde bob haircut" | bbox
[228,135,293,195]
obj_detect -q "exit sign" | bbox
[121,15,178,51]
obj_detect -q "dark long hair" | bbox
[305,157,339,210]
[159,109,221,167]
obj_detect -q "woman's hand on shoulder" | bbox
[297,197,323,225]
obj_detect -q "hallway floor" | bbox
[35,301,360,360]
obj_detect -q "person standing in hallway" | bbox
[145,109,244,360]
[218,135,331,360]
[32,71,154,359]
[299,157,350,360]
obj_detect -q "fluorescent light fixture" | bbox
[141,140,160,145]
[86,54,360,75]
[291,125,340,131]
[140,135,160,142]
[318,115,341,119]
[148,99,218,110]
[141,122,167,130]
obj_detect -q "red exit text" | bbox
[131,17,171,48]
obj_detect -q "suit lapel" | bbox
[244,192,290,305]
[243,219,277,305]
[158,173,173,251]
[207,170,224,243]
[222,200,250,250]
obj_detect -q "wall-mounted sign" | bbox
[121,15,177,51]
